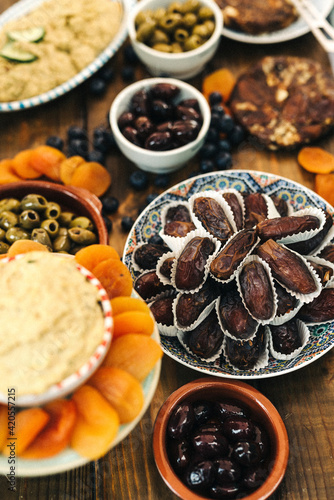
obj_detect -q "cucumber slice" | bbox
[7,26,45,43]
[0,42,37,62]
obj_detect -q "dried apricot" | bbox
[9,408,50,456]
[11,149,42,179]
[69,161,112,197]
[8,239,49,256]
[112,311,155,338]
[315,173,334,206]
[202,68,236,103]
[0,405,7,450]
[109,296,151,316]
[298,147,334,174]
[74,244,120,273]
[103,333,163,381]
[71,384,119,460]
[60,156,85,185]
[89,366,144,424]
[0,158,23,184]
[20,399,77,459]
[29,145,66,181]
[92,258,133,299]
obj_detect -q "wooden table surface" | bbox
[1,1,334,498]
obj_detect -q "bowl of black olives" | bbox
[0,181,109,255]
[109,77,211,173]
[153,377,289,500]
[128,0,223,80]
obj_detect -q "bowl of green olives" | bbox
[0,181,109,255]
[128,0,223,80]
[153,378,289,500]
[109,77,211,173]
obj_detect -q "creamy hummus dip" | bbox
[0,0,123,101]
[0,252,105,396]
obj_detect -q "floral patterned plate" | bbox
[123,170,334,379]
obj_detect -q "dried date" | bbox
[134,270,172,300]
[270,319,302,354]
[193,197,234,243]
[270,195,289,217]
[185,310,224,359]
[175,280,218,327]
[175,236,216,290]
[222,192,244,231]
[150,296,175,326]
[238,261,275,321]
[210,229,257,281]
[256,214,320,241]
[257,239,318,295]
[274,282,298,317]
[159,256,175,279]
[134,243,169,270]
[287,211,333,255]
[297,288,334,323]
[164,220,196,238]
[307,259,333,286]
[243,193,268,229]
[225,327,266,370]
[165,204,192,223]
[218,286,258,340]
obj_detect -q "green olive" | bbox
[41,219,60,239]
[58,227,69,237]
[183,12,197,28]
[182,0,201,13]
[192,24,209,39]
[6,227,30,244]
[159,13,183,33]
[58,211,76,227]
[69,216,94,231]
[184,33,203,51]
[152,7,167,21]
[0,241,10,254]
[31,227,52,249]
[0,210,19,230]
[20,194,48,212]
[53,233,71,253]
[0,228,5,241]
[135,10,154,26]
[44,202,61,220]
[0,198,20,214]
[68,227,97,245]
[150,29,170,45]
[197,6,214,20]
[19,210,40,229]
[174,28,189,43]
[204,19,215,36]
[152,42,173,52]
[167,2,183,14]
[171,42,183,52]
[136,19,157,43]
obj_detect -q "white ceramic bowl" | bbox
[127,0,223,79]
[109,77,211,173]
[0,254,113,407]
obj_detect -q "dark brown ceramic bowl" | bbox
[153,377,289,500]
[0,180,108,245]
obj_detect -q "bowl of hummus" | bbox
[0,251,113,406]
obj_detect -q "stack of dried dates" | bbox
[133,188,334,371]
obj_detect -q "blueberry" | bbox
[67,125,87,141]
[86,150,105,164]
[206,127,219,143]
[129,170,149,190]
[199,142,218,159]
[99,65,115,82]
[68,138,88,158]
[216,151,233,170]
[210,112,221,129]
[211,104,225,116]
[121,66,135,82]
[218,115,235,134]
[93,128,115,153]
[199,158,215,173]
[146,193,159,205]
[218,139,231,152]
[228,124,246,146]
[89,77,106,96]
[154,174,170,188]
[46,135,64,151]
[102,196,119,214]
[121,216,135,231]
[149,234,164,245]
[123,44,139,64]
[103,214,113,233]
[209,91,223,106]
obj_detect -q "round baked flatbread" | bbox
[215,0,298,35]
[229,56,334,150]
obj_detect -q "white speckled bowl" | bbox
[127,0,223,79]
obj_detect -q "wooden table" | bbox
[1,1,334,498]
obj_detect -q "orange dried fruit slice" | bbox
[11,149,42,179]
[112,310,155,338]
[0,158,23,184]
[29,145,66,181]
[69,161,112,197]
[7,239,49,256]
[92,258,133,299]
[60,156,86,185]
[9,408,50,456]
[298,147,334,174]
[202,68,236,103]
[109,296,151,316]
[74,244,120,273]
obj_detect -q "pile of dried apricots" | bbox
[0,243,163,461]
[0,145,111,197]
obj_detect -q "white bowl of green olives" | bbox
[109,77,211,173]
[128,0,223,80]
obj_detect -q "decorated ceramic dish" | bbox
[0,0,134,112]
[221,0,334,44]
[123,170,334,379]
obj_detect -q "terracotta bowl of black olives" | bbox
[0,181,109,254]
[128,0,223,80]
[109,77,211,173]
[153,377,289,500]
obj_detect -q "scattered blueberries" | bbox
[102,196,120,214]
[129,170,149,191]
[121,216,135,231]
[46,135,64,151]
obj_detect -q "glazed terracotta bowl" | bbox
[109,77,211,173]
[153,377,289,500]
[127,0,223,80]
[0,180,109,246]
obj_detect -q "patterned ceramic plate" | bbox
[0,291,161,476]
[0,0,133,112]
[123,170,334,379]
[221,0,334,44]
